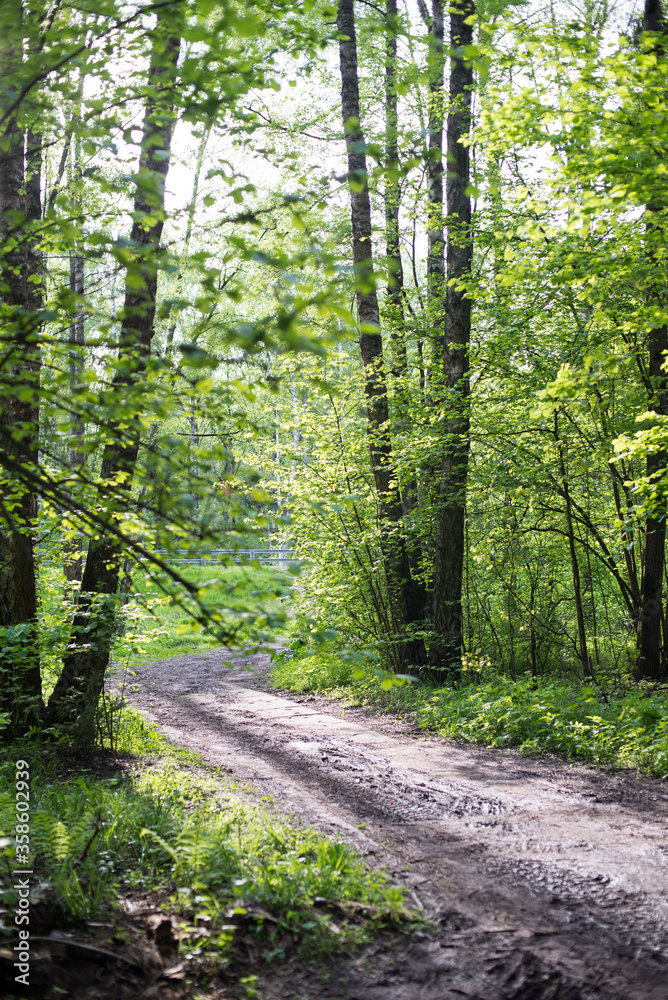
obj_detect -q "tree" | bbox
[635,0,668,681]
[0,0,337,742]
[46,7,182,738]
[0,0,44,733]
[337,0,420,668]
[430,0,474,674]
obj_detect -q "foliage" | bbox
[265,359,401,656]
[118,564,292,665]
[0,624,39,735]
[0,0,666,752]
[272,643,360,693]
[417,680,668,775]
[0,0,351,740]
[0,738,407,959]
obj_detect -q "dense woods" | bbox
[1,0,668,745]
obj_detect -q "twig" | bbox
[75,810,103,865]
[29,936,145,969]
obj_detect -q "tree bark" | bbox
[385,0,407,358]
[636,342,668,681]
[165,121,212,352]
[430,0,474,676]
[426,0,445,334]
[337,0,419,667]
[64,134,85,591]
[0,11,43,733]
[636,0,668,681]
[555,415,592,679]
[383,0,428,654]
[47,12,181,738]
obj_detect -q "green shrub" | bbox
[271,644,357,693]
[414,678,668,774]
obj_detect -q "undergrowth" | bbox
[39,564,293,694]
[114,564,294,665]
[271,647,668,777]
[0,713,407,965]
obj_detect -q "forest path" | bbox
[128,649,668,1000]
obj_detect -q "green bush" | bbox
[271,644,357,693]
[0,623,41,735]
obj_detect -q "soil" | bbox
[125,649,668,1000]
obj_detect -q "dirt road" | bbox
[129,650,668,1000]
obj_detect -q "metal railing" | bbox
[154,548,300,566]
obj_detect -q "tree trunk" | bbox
[383,0,428,656]
[337,0,419,667]
[166,122,211,352]
[430,1,474,676]
[636,0,668,681]
[426,0,445,332]
[0,13,43,733]
[528,573,538,680]
[190,402,199,511]
[636,362,668,680]
[385,0,407,361]
[46,13,181,738]
[555,415,592,679]
[64,135,85,591]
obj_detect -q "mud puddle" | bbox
[128,650,668,999]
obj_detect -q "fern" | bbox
[31,811,70,864]
[139,827,180,863]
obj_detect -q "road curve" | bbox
[128,649,668,1000]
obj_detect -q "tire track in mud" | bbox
[128,650,668,999]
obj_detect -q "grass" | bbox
[114,563,294,665]
[0,710,408,979]
[271,646,668,777]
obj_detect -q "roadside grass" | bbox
[113,563,293,665]
[0,711,408,973]
[271,647,668,777]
